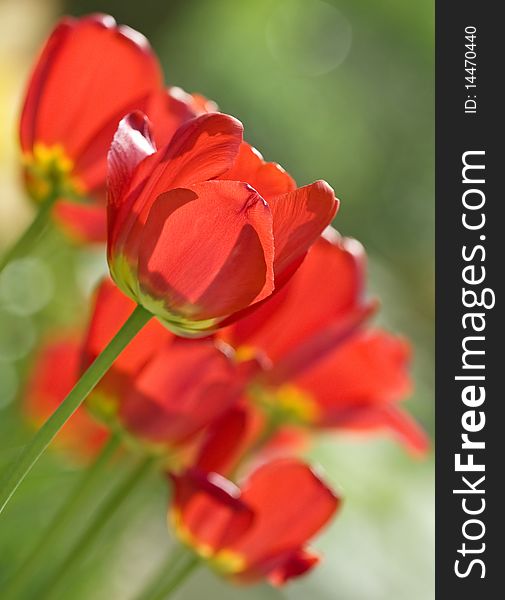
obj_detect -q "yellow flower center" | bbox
[22,143,84,203]
[210,549,246,575]
[170,509,246,574]
[86,388,119,425]
[234,345,259,363]
[252,383,320,425]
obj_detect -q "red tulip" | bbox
[25,278,248,458]
[24,335,109,461]
[82,279,245,453]
[169,458,340,584]
[19,14,206,242]
[107,111,338,335]
[222,228,428,454]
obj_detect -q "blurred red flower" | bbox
[222,228,428,454]
[19,13,207,242]
[24,335,109,461]
[82,279,247,455]
[107,111,338,335]
[169,458,340,585]
[24,279,248,460]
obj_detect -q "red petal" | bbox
[137,181,275,321]
[146,87,207,150]
[129,112,243,214]
[24,335,109,460]
[170,469,254,552]
[224,231,369,363]
[189,92,218,115]
[270,181,338,280]
[82,278,170,376]
[20,14,162,187]
[53,200,107,243]
[229,458,339,567]
[335,404,429,456]
[152,112,243,189]
[20,18,73,152]
[222,143,296,200]
[118,339,241,446]
[267,548,320,586]
[110,113,244,265]
[195,404,262,475]
[291,330,413,424]
[265,301,376,385]
[107,111,156,244]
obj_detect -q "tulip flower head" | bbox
[19,14,207,242]
[169,458,340,585]
[222,228,428,454]
[107,111,338,336]
[23,279,249,461]
[4,14,429,596]
[82,279,247,457]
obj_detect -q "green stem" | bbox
[136,546,200,600]
[0,305,152,516]
[0,193,57,273]
[41,456,155,599]
[1,433,121,599]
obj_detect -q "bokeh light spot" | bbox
[266,0,352,77]
[0,309,36,361]
[0,257,54,316]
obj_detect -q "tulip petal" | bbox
[109,114,245,270]
[266,548,320,586]
[147,87,214,150]
[225,231,369,363]
[20,14,162,185]
[334,404,430,456]
[291,330,413,429]
[82,278,170,376]
[195,404,261,475]
[119,339,241,445]
[265,301,376,385]
[20,18,73,152]
[107,111,156,241]
[53,200,107,243]
[222,143,296,200]
[188,93,218,115]
[131,112,243,210]
[137,181,275,322]
[382,406,430,456]
[229,458,339,567]
[270,180,339,280]
[170,469,254,552]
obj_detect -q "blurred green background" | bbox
[0,0,434,598]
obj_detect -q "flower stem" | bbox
[0,193,57,273]
[1,433,121,599]
[0,304,152,516]
[41,455,156,599]
[136,545,200,600]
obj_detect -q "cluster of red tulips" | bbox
[0,14,427,597]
